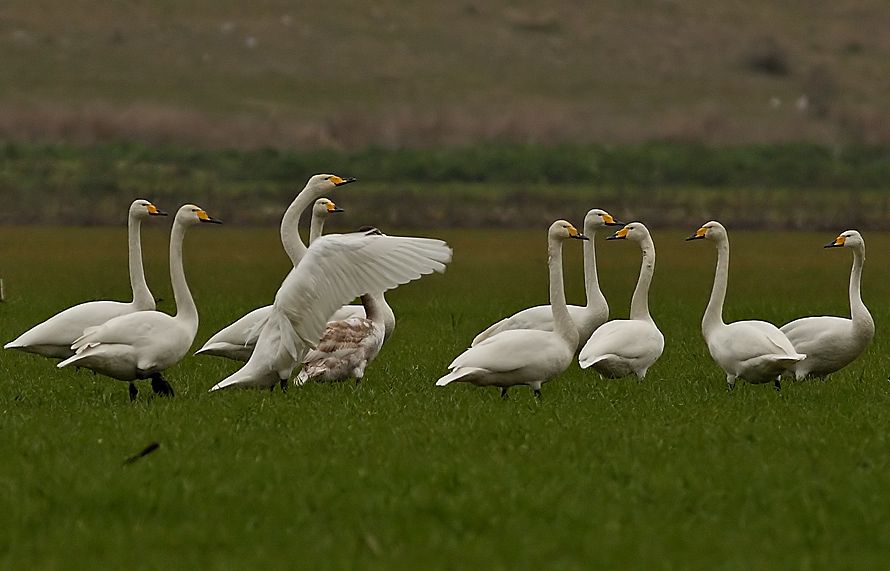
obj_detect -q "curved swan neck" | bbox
[308,211,326,244]
[849,244,872,331]
[375,292,395,341]
[548,237,578,345]
[280,185,322,266]
[582,221,606,309]
[703,236,729,333]
[629,237,656,322]
[127,213,153,308]
[169,221,198,334]
[362,294,384,325]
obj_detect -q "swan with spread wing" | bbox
[210,228,451,391]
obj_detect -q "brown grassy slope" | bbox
[0,0,888,147]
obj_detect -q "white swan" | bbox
[471,209,621,348]
[210,228,452,391]
[687,221,804,390]
[780,230,874,380]
[437,220,585,398]
[196,176,358,360]
[579,222,664,379]
[5,199,167,359]
[57,205,221,400]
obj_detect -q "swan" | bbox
[579,222,664,379]
[471,208,622,348]
[196,176,359,360]
[57,205,221,400]
[687,221,804,390]
[5,199,167,359]
[437,220,585,398]
[780,230,874,380]
[210,227,452,391]
[296,292,388,385]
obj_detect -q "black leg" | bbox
[150,374,175,397]
[279,377,288,393]
[774,378,781,392]
[128,382,138,402]
[500,387,509,399]
[533,388,542,399]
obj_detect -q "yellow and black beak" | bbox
[147,204,168,216]
[567,225,589,241]
[326,202,345,213]
[330,176,357,187]
[602,213,624,227]
[685,227,708,241]
[197,210,222,224]
[607,226,630,240]
[825,235,845,248]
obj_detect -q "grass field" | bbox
[1,224,889,568]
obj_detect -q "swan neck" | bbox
[280,185,319,266]
[127,213,153,308]
[361,294,386,326]
[582,221,606,309]
[703,236,728,332]
[629,238,655,321]
[308,211,325,244]
[849,244,872,329]
[548,237,578,345]
[169,221,198,334]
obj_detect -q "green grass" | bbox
[1,225,889,568]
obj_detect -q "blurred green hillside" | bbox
[1,0,888,148]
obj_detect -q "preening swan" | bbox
[196,176,358,361]
[5,199,167,359]
[687,221,804,390]
[471,209,621,348]
[57,205,221,400]
[437,220,585,398]
[780,230,874,380]
[210,228,451,391]
[579,222,664,379]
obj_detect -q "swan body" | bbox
[471,209,622,348]
[437,221,585,397]
[296,293,387,384]
[780,230,874,379]
[57,205,221,399]
[210,228,451,391]
[687,221,804,390]
[579,222,664,379]
[197,178,358,361]
[5,199,166,359]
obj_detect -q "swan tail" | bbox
[209,309,305,391]
[436,367,486,386]
[578,353,614,369]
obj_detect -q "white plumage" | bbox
[687,221,804,390]
[579,222,664,379]
[57,205,221,400]
[471,208,621,348]
[197,176,359,361]
[437,220,585,398]
[210,229,452,391]
[5,199,166,359]
[780,230,874,380]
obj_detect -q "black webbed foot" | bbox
[150,374,175,397]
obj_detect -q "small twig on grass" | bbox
[123,441,160,465]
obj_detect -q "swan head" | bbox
[313,198,344,218]
[584,209,624,231]
[549,220,588,241]
[130,199,167,218]
[607,221,650,242]
[825,230,863,250]
[686,220,726,242]
[177,204,222,225]
[304,174,357,193]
